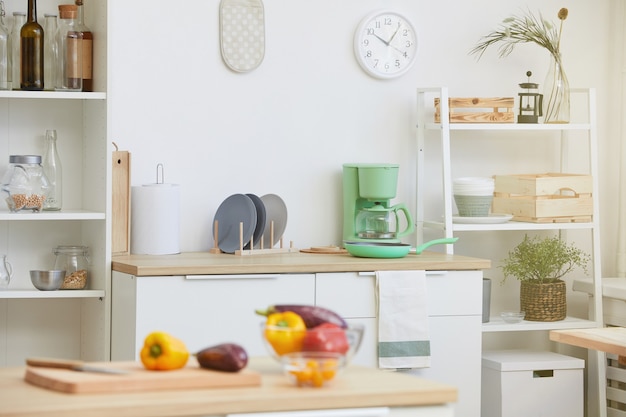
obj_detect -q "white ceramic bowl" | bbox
[453,177,495,196]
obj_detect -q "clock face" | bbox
[353,10,418,79]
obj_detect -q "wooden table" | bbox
[550,327,626,363]
[0,358,457,417]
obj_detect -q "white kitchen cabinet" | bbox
[110,267,481,416]
[111,272,315,360]
[0,0,110,366]
[315,271,483,417]
[415,87,605,416]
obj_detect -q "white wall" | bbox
[109,0,616,316]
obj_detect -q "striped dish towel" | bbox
[376,270,431,369]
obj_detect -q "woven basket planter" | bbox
[520,280,566,321]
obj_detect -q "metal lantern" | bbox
[518,71,543,124]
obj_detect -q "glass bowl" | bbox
[281,351,346,387]
[260,322,364,364]
[501,311,525,324]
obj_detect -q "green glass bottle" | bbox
[20,0,43,90]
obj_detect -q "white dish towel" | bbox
[376,270,431,369]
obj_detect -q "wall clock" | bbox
[353,10,418,79]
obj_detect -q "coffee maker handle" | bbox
[392,203,415,239]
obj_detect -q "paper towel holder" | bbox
[156,163,164,184]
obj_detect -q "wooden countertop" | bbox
[0,358,457,417]
[112,251,490,276]
[550,327,626,358]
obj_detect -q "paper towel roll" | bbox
[131,183,180,255]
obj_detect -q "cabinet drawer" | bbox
[316,272,376,318]
[112,273,315,361]
[316,271,483,318]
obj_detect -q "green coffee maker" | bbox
[342,163,414,243]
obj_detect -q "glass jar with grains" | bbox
[53,245,89,289]
[1,155,50,212]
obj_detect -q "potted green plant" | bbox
[500,234,590,321]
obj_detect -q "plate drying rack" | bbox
[209,220,298,256]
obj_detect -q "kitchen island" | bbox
[111,251,489,417]
[0,357,457,417]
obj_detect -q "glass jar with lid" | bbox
[53,245,89,289]
[1,155,50,212]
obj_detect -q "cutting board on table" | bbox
[24,360,261,394]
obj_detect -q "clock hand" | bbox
[372,32,389,46]
[387,22,402,44]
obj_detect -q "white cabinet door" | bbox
[316,271,482,417]
[111,272,315,360]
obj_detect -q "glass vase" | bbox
[543,53,570,124]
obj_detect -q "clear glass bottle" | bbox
[20,0,44,90]
[10,11,25,90]
[74,0,92,91]
[53,245,89,289]
[43,13,57,91]
[0,2,10,90]
[42,129,62,211]
[1,154,50,212]
[55,4,82,91]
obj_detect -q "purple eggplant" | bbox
[195,343,248,372]
[256,304,348,329]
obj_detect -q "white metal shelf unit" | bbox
[416,88,600,246]
[415,87,606,417]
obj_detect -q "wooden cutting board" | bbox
[24,360,261,394]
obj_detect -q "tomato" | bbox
[302,323,349,354]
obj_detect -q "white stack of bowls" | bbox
[453,177,495,217]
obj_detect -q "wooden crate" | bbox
[434,97,514,123]
[492,173,593,223]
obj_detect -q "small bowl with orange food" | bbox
[281,351,346,387]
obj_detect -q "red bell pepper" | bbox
[302,323,349,354]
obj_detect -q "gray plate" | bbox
[213,194,257,253]
[245,193,266,249]
[259,194,287,248]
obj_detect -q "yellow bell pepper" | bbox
[140,331,189,371]
[264,311,307,355]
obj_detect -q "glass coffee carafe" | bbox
[355,202,413,240]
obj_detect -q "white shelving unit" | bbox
[0,0,110,365]
[415,87,607,417]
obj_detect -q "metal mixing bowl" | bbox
[30,270,66,291]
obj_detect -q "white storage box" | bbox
[481,350,584,417]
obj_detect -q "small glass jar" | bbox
[1,155,50,212]
[53,245,89,289]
